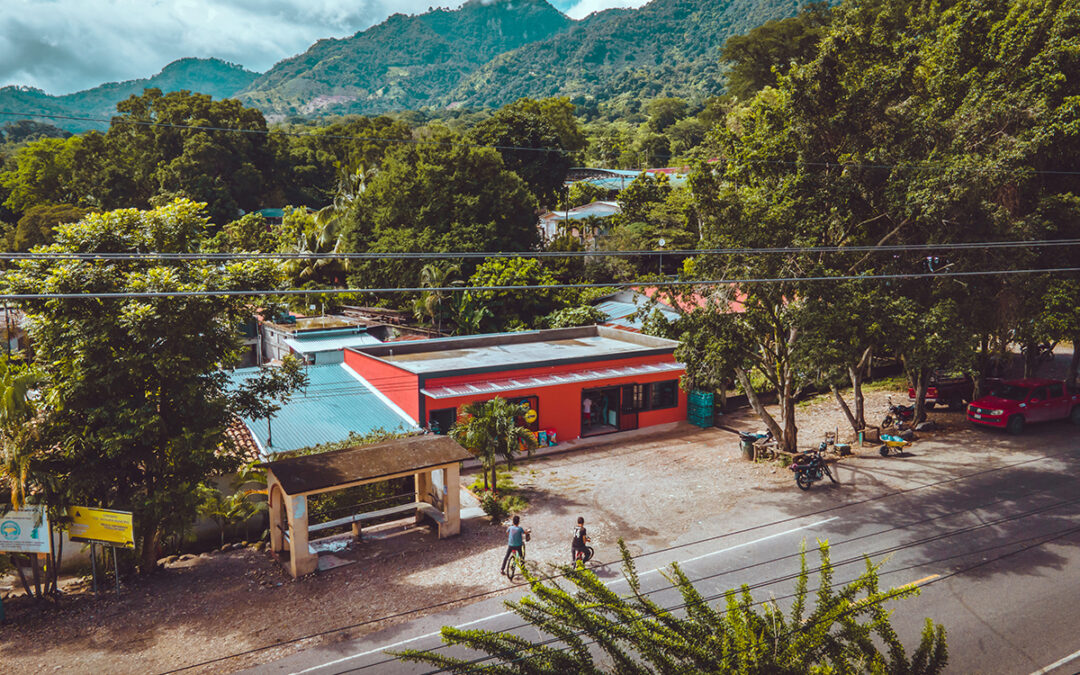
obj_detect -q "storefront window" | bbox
[647,380,678,410]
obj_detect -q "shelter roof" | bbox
[262,434,471,495]
[227,363,417,455]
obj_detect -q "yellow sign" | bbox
[524,409,538,424]
[69,507,134,548]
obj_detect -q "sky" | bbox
[0,0,650,95]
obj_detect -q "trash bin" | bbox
[740,438,755,460]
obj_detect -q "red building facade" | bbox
[344,326,686,443]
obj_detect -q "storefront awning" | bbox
[420,361,684,400]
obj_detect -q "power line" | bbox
[340,480,1080,673]
[437,522,1080,674]
[155,448,1077,674]
[4,238,1078,261]
[4,266,1079,301]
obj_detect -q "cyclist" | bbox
[571,516,590,562]
[501,515,529,576]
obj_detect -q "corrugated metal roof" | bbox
[283,333,382,355]
[228,364,418,455]
[421,361,684,399]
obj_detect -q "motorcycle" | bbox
[790,447,838,490]
[882,396,915,428]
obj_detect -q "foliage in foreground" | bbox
[395,541,947,674]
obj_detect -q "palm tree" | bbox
[413,263,463,334]
[451,293,493,336]
[450,397,538,492]
[0,357,43,508]
[314,165,376,237]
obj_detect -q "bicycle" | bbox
[504,545,525,580]
[572,541,594,564]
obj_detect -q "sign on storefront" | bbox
[0,505,50,554]
[69,506,135,548]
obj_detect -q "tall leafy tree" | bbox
[4,199,306,571]
[344,126,538,292]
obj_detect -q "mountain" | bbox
[0,58,260,133]
[443,0,809,110]
[238,0,574,118]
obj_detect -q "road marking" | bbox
[289,516,837,674]
[1029,647,1080,675]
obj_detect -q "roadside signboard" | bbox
[69,507,135,548]
[0,506,50,554]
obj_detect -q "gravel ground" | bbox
[1,346,1071,674]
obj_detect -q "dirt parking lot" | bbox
[1,347,1073,674]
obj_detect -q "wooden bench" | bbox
[306,501,449,539]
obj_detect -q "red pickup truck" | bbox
[908,372,974,410]
[967,379,1080,434]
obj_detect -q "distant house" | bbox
[538,200,621,241]
[260,314,382,365]
[592,286,746,333]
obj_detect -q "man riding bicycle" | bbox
[571,516,590,562]
[501,515,529,576]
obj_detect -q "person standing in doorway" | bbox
[582,396,593,429]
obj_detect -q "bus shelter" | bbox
[263,434,471,577]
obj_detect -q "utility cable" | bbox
[4,238,1079,261]
[3,266,1079,301]
[332,487,1080,672]
[154,448,1079,674]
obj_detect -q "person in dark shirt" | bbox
[571,516,590,562]
[501,515,529,575]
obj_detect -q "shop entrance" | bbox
[581,386,622,437]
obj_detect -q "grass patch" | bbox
[797,392,832,408]
[470,467,530,520]
[863,375,908,393]
[469,467,516,494]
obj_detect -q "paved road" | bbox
[245,422,1080,675]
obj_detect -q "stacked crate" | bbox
[687,390,714,428]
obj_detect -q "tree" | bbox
[11,204,91,252]
[0,136,88,213]
[344,126,538,292]
[196,483,257,548]
[396,541,948,674]
[645,97,688,133]
[466,257,559,332]
[4,199,306,572]
[470,99,577,205]
[543,305,605,329]
[721,3,832,100]
[450,397,537,493]
[413,263,463,334]
[0,356,43,509]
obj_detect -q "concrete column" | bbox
[414,471,433,525]
[443,464,461,537]
[285,494,316,577]
[268,478,284,555]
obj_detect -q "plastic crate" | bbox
[688,390,715,407]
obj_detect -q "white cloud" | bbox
[0,0,469,94]
[561,0,650,20]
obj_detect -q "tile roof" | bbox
[228,363,419,456]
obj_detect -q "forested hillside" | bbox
[0,59,258,132]
[238,0,574,117]
[444,0,812,113]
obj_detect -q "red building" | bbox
[344,326,686,442]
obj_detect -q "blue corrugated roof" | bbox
[228,363,418,455]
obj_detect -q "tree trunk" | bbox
[14,555,34,598]
[1069,334,1080,386]
[51,533,64,595]
[831,384,859,433]
[734,367,785,445]
[31,553,42,599]
[849,346,872,431]
[780,377,797,452]
[139,526,161,574]
[913,367,931,424]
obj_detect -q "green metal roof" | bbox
[228,363,418,456]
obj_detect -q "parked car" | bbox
[967,379,1080,434]
[908,371,974,410]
